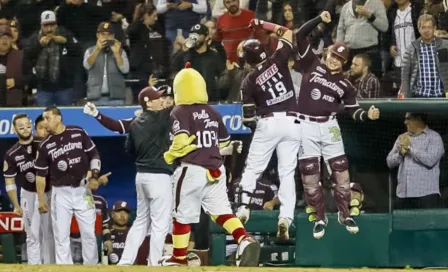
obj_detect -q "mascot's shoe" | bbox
[236,206,250,224]
[277,218,290,240]
[236,236,261,267]
[313,220,327,239]
[337,211,359,234]
[159,256,188,266]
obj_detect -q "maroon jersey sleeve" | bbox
[294,16,323,72]
[95,113,134,134]
[341,79,361,116]
[270,38,294,65]
[170,108,191,136]
[3,154,17,178]
[217,114,231,144]
[35,143,49,177]
[80,129,99,159]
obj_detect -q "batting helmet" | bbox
[241,39,267,66]
[329,42,349,62]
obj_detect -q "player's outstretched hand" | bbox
[367,105,380,120]
[233,140,243,154]
[249,19,264,30]
[38,199,49,214]
[83,102,99,117]
[220,141,243,156]
[320,11,332,23]
[99,172,112,185]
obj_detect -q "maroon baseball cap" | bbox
[138,86,165,107]
[329,42,349,61]
[112,201,130,213]
[97,22,114,33]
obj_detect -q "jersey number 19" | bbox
[267,81,287,99]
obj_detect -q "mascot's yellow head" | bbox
[173,62,208,105]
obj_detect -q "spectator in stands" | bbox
[348,53,381,98]
[108,201,131,264]
[15,0,58,41]
[383,0,422,87]
[216,0,255,63]
[83,22,129,106]
[10,20,19,50]
[23,11,80,106]
[0,0,14,21]
[71,192,112,264]
[218,40,250,101]
[282,2,299,30]
[0,25,24,107]
[203,19,227,61]
[212,0,249,18]
[401,14,448,98]
[171,23,225,102]
[386,113,444,209]
[336,0,388,77]
[156,0,208,47]
[128,3,169,103]
[57,0,112,48]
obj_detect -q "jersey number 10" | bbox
[267,81,288,99]
[196,130,218,148]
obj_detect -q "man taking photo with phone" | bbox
[83,22,129,106]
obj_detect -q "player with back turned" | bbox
[235,19,301,241]
[3,114,54,264]
[34,106,105,265]
[294,12,380,239]
[160,63,258,267]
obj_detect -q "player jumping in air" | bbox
[160,63,259,267]
[294,11,380,239]
[236,19,301,241]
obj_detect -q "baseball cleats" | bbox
[277,218,289,240]
[236,236,261,267]
[159,256,188,266]
[236,206,250,224]
[338,211,359,234]
[313,220,327,239]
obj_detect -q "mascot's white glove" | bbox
[220,141,243,156]
[83,102,99,117]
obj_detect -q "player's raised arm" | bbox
[296,11,331,55]
[83,102,133,134]
[249,19,293,44]
[3,157,22,216]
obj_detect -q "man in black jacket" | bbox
[23,10,81,106]
[119,86,173,266]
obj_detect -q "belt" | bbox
[261,112,297,119]
[298,114,335,123]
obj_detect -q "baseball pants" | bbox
[299,116,345,161]
[239,113,301,224]
[21,188,55,264]
[173,164,232,224]
[51,185,97,265]
[118,172,172,266]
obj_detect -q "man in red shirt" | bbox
[216,0,254,62]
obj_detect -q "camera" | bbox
[105,39,115,47]
[185,33,200,49]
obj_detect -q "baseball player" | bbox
[3,113,54,264]
[118,87,174,266]
[35,115,49,138]
[35,106,104,264]
[108,200,131,264]
[83,85,174,135]
[236,19,301,241]
[160,63,258,267]
[294,12,380,239]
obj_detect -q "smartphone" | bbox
[105,39,115,47]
